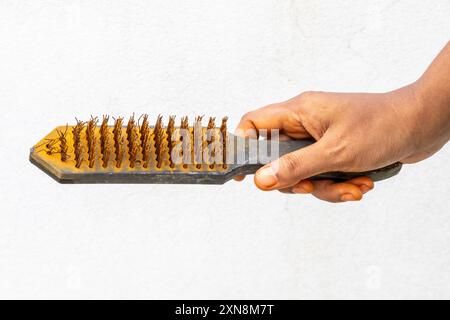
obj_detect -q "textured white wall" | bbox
[0,0,449,299]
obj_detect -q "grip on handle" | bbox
[274,138,402,182]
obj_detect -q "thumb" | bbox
[254,139,332,190]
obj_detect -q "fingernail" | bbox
[340,193,356,202]
[360,184,371,193]
[255,166,278,188]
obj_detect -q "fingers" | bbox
[235,103,312,140]
[310,177,374,202]
[254,138,332,190]
[310,180,363,202]
[236,104,288,136]
[343,176,374,194]
[234,175,246,182]
[234,100,317,182]
[278,180,314,194]
[278,177,374,202]
[234,103,305,182]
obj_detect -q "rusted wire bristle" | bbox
[194,116,204,169]
[180,116,190,169]
[154,115,165,168]
[126,115,140,169]
[139,114,151,169]
[113,117,125,168]
[220,116,228,169]
[36,137,59,155]
[56,125,69,162]
[126,114,136,149]
[207,117,216,169]
[72,119,85,168]
[100,115,111,168]
[166,115,176,168]
[86,116,98,168]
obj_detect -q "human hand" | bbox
[235,43,450,202]
[232,90,400,201]
[235,88,448,203]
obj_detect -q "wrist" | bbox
[414,77,450,146]
[382,83,427,158]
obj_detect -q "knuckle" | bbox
[297,91,321,104]
[240,111,254,122]
[280,153,302,176]
[293,91,326,123]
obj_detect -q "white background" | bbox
[0,0,449,299]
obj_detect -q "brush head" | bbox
[30,115,243,184]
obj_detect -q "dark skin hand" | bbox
[235,42,450,202]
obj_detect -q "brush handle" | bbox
[278,139,402,182]
[235,138,402,182]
